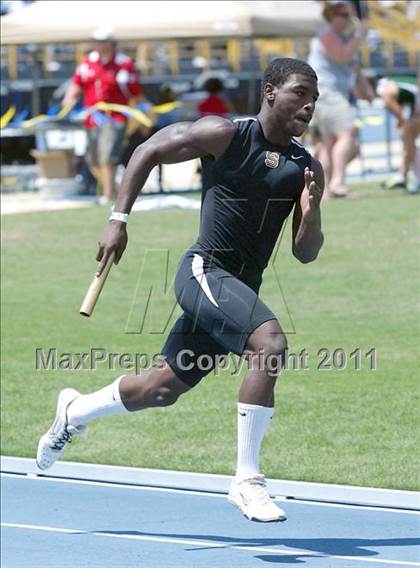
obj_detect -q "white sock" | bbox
[235,402,274,481]
[67,375,129,428]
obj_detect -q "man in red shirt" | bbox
[63,28,143,204]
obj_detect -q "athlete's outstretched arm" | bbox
[292,157,324,264]
[96,116,234,274]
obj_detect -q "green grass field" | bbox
[2,182,419,490]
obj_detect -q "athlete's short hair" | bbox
[261,58,317,100]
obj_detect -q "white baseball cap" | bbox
[91,27,116,42]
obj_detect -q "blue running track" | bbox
[2,473,420,567]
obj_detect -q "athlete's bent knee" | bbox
[247,322,287,354]
[246,321,288,375]
[261,334,288,356]
[259,336,288,374]
[153,386,180,406]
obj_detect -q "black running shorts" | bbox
[161,246,276,387]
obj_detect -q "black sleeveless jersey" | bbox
[196,116,312,288]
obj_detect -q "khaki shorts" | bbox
[313,90,356,136]
[86,121,126,167]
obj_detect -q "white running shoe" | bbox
[36,388,85,470]
[228,474,287,522]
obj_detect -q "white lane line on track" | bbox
[2,522,420,566]
[1,472,226,499]
[2,473,419,516]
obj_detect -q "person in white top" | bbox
[308,0,367,197]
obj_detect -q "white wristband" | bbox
[109,211,129,224]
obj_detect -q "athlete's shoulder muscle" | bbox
[142,117,235,165]
[189,116,236,159]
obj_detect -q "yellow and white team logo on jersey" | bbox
[265,151,279,169]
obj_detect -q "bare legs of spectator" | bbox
[91,166,102,185]
[101,163,117,200]
[317,137,333,189]
[319,128,359,198]
[91,163,116,203]
[400,116,420,183]
[414,139,420,189]
[328,128,358,196]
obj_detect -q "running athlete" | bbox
[37,58,324,523]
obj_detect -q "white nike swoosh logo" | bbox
[291,154,303,160]
[191,254,219,308]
